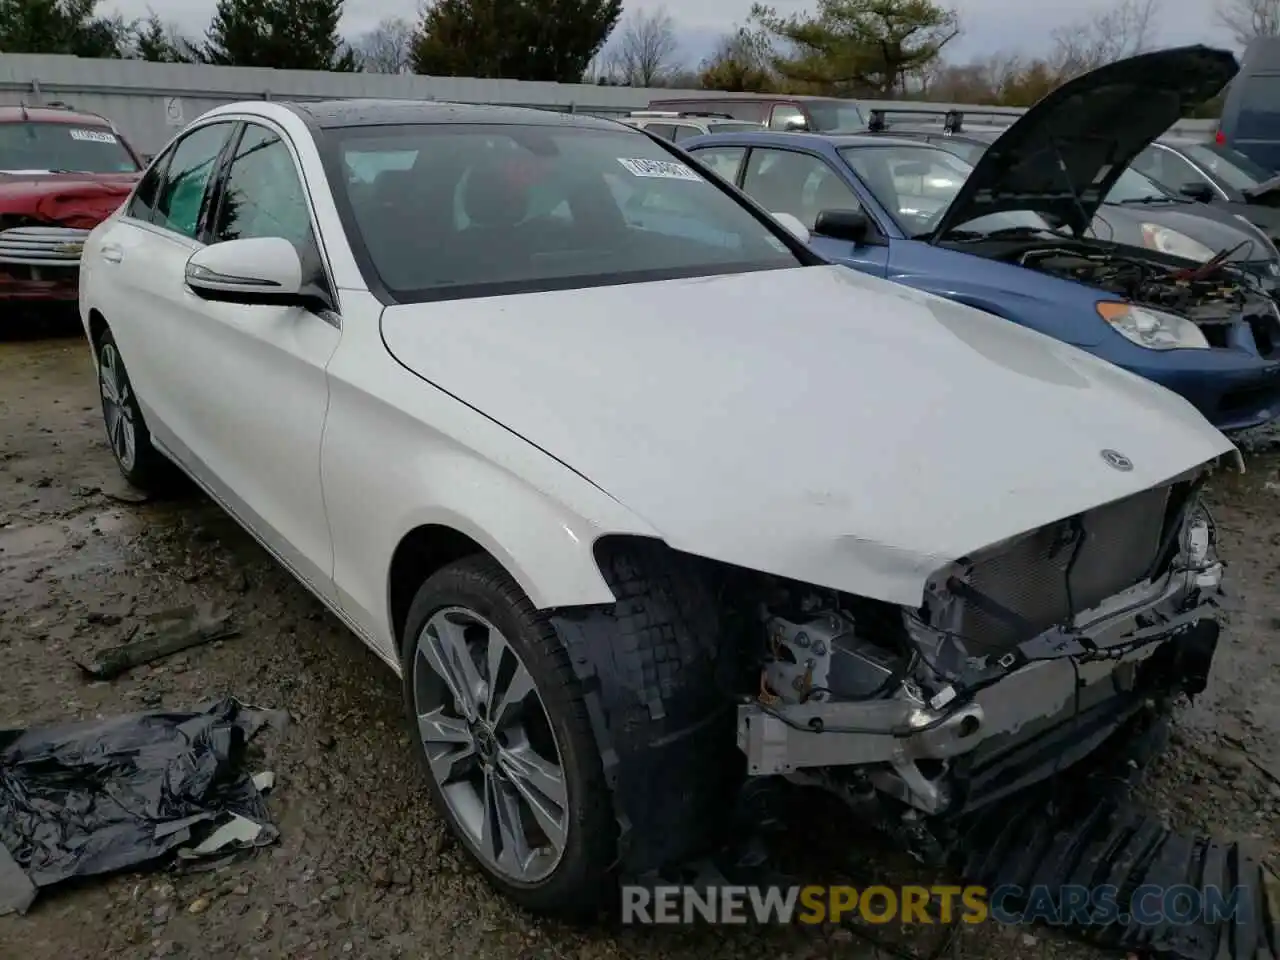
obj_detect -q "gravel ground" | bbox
[0,325,1277,960]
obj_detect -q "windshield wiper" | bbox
[1112,196,1190,205]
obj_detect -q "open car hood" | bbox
[929,46,1238,241]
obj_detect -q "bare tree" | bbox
[1049,0,1161,78]
[1216,0,1280,46]
[615,7,680,86]
[353,16,414,73]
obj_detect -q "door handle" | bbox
[100,244,123,263]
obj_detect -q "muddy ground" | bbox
[0,325,1277,960]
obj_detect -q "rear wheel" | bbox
[96,328,167,490]
[401,555,616,917]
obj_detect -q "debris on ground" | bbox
[74,602,237,680]
[0,697,285,916]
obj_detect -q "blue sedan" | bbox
[679,46,1280,431]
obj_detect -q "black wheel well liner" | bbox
[87,309,109,351]
[387,524,490,651]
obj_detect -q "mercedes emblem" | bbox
[1100,449,1133,471]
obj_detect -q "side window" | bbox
[125,149,172,222]
[692,146,746,183]
[769,104,807,131]
[670,124,701,142]
[212,123,313,253]
[742,149,860,230]
[154,122,234,239]
[644,123,677,140]
[1133,146,1206,192]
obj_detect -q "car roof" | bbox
[684,129,947,150]
[283,98,624,131]
[0,104,114,126]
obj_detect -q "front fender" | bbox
[321,309,659,656]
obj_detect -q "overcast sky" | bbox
[101,0,1237,66]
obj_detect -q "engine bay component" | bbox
[1016,246,1258,317]
[761,608,903,703]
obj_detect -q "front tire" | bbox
[401,555,616,917]
[95,328,166,490]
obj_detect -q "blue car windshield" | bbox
[839,143,1055,236]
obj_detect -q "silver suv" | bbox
[617,110,762,143]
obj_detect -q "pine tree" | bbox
[0,0,128,57]
[202,0,356,71]
[412,0,622,83]
[133,13,193,62]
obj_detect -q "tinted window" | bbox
[934,138,986,164]
[213,124,313,251]
[644,123,677,140]
[126,149,171,221]
[1236,76,1280,139]
[742,149,862,230]
[691,146,745,182]
[0,121,138,173]
[155,123,233,239]
[670,125,702,142]
[329,123,801,302]
[768,105,807,130]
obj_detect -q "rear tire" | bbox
[95,327,167,491]
[400,554,617,918]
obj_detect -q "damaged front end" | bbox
[0,179,134,303]
[736,464,1225,851]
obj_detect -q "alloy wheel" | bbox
[99,343,136,472]
[412,606,569,883]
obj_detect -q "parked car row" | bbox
[678,47,1280,432]
[0,47,1253,920]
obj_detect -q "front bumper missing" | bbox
[737,563,1225,814]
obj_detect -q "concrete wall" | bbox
[0,53,1218,154]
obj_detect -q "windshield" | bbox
[1180,142,1272,190]
[0,121,138,173]
[706,121,762,134]
[806,101,866,133]
[328,123,803,302]
[1105,167,1172,202]
[838,143,1055,236]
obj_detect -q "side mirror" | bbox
[185,237,323,309]
[1178,181,1215,202]
[771,212,810,244]
[814,208,870,243]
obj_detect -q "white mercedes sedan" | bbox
[80,99,1235,916]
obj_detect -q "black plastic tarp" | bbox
[0,697,281,914]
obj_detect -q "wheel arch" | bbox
[87,308,109,353]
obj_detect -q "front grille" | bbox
[0,226,89,266]
[956,485,1171,655]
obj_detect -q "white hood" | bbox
[381,265,1236,606]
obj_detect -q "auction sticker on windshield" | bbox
[617,158,702,181]
[69,129,118,143]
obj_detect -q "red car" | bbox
[0,104,143,307]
